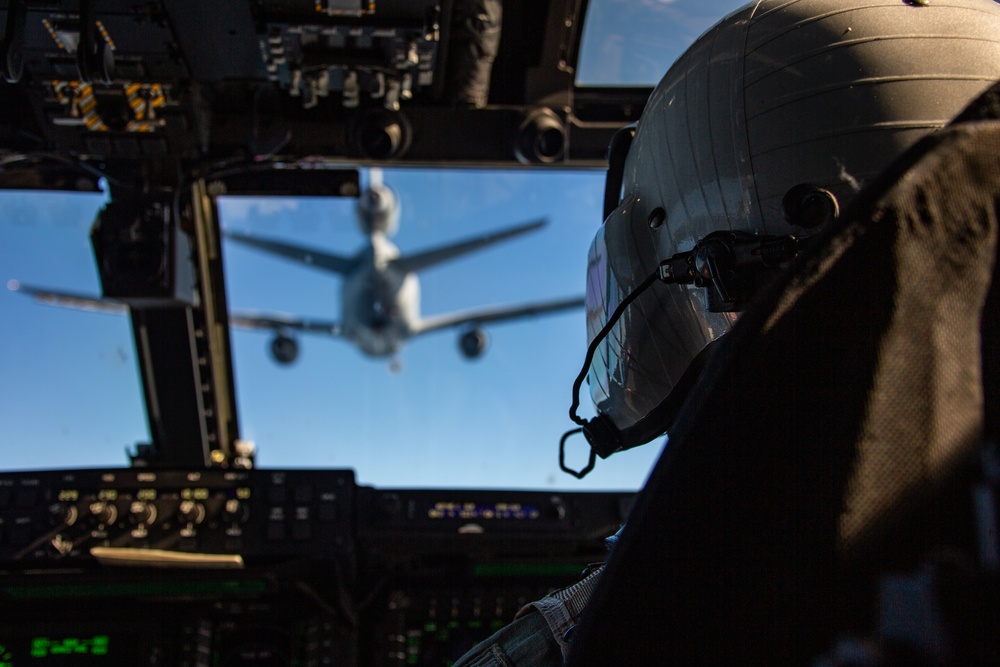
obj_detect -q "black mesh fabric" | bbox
[566,100,1000,665]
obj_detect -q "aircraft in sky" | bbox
[9,171,585,369]
[222,170,585,367]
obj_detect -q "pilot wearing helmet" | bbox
[456,0,1000,665]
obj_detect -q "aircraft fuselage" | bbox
[341,233,420,357]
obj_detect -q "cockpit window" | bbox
[576,0,748,86]
[1,169,662,490]
[1,189,150,470]
[219,168,660,489]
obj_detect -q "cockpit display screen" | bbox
[0,635,135,665]
[425,502,541,521]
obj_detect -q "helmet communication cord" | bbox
[560,231,800,479]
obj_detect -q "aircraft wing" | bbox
[228,312,341,336]
[9,281,341,337]
[413,296,585,335]
[391,218,546,274]
[225,230,356,275]
[7,281,128,314]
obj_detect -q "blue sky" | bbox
[0,169,664,490]
[576,0,748,86]
[0,0,748,490]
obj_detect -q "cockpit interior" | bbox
[0,1,720,664]
[3,0,999,665]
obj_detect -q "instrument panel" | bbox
[0,467,631,666]
[0,468,355,564]
[0,0,647,188]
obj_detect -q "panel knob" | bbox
[224,498,249,523]
[50,503,79,527]
[177,500,206,525]
[88,501,118,526]
[129,501,157,526]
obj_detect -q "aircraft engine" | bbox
[458,328,489,359]
[270,333,300,365]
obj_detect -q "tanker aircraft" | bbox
[10,171,584,369]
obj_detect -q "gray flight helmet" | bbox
[585,0,1000,454]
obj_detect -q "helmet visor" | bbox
[586,192,737,437]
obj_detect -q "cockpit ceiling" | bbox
[0,0,650,190]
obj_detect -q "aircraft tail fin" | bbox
[225,230,356,275]
[391,218,546,274]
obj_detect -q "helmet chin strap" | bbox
[560,231,800,479]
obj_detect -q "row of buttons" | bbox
[265,494,340,542]
[263,473,346,546]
